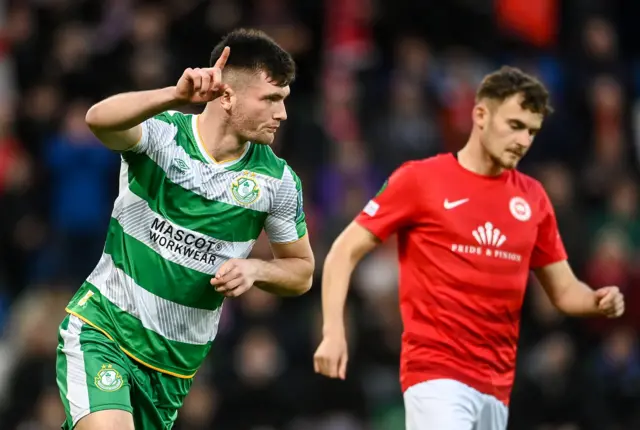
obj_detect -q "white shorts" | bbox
[403,379,509,430]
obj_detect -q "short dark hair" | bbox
[476,66,553,116]
[210,28,295,87]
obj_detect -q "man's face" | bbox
[476,93,544,170]
[229,71,290,145]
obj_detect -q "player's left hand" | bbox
[210,259,257,297]
[595,286,625,318]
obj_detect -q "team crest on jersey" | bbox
[509,197,531,222]
[94,364,123,392]
[231,172,260,205]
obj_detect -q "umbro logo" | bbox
[172,158,190,173]
[444,198,469,210]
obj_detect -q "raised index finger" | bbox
[214,46,230,70]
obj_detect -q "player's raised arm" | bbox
[85,47,231,151]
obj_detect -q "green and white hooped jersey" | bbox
[65,111,307,378]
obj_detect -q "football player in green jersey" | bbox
[56,28,314,430]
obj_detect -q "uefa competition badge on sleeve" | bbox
[95,364,124,392]
[296,188,304,221]
[231,172,261,205]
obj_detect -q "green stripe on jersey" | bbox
[67,283,211,376]
[224,143,286,179]
[105,218,224,311]
[154,111,209,164]
[126,153,267,242]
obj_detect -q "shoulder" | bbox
[141,110,191,141]
[398,153,450,172]
[245,144,289,181]
[509,170,553,214]
[510,170,547,196]
[389,153,449,181]
[148,110,192,131]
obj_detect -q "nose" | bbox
[273,102,287,121]
[517,130,534,148]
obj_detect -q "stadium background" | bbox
[1,0,640,429]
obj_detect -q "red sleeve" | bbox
[530,188,567,268]
[355,161,420,241]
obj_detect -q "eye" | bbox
[509,121,525,130]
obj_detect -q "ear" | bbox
[472,102,489,130]
[219,86,236,112]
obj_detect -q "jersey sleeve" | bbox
[355,161,420,241]
[530,188,568,268]
[125,111,179,156]
[264,165,307,243]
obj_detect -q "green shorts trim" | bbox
[56,314,192,429]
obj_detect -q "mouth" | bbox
[506,150,522,158]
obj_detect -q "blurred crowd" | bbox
[1,0,640,429]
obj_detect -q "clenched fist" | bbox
[210,258,257,298]
[174,46,231,104]
[595,286,625,318]
[313,334,349,380]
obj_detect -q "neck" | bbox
[198,105,249,163]
[457,129,504,176]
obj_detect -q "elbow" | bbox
[279,275,312,297]
[297,263,315,295]
[85,105,101,131]
[291,261,315,296]
[551,296,568,314]
[296,276,314,296]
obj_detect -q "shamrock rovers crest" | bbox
[95,364,123,392]
[231,172,260,205]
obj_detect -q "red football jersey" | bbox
[355,153,567,405]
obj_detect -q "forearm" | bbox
[553,280,600,317]
[85,87,181,131]
[252,257,314,296]
[320,250,358,337]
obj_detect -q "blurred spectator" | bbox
[510,332,586,430]
[369,76,442,174]
[44,100,118,285]
[317,141,381,230]
[437,48,490,152]
[583,326,640,430]
[0,289,70,429]
[174,382,218,430]
[581,75,631,208]
[0,101,41,302]
[536,163,589,273]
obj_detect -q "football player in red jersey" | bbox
[313,66,625,430]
